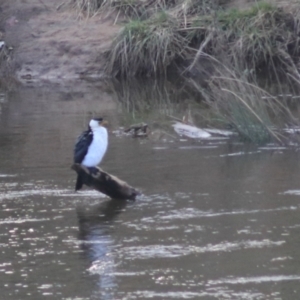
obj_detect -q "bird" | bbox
[74,117,108,191]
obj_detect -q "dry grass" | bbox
[104,1,300,80]
[70,0,178,18]
[105,12,189,77]
[191,59,298,143]
[70,0,102,16]
[188,2,300,78]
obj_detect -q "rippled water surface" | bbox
[1,83,300,299]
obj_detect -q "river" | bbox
[0,81,300,299]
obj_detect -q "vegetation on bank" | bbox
[70,0,300,83]
[102,1,300,80]
[68,0,300,143]
[106,13,189,77]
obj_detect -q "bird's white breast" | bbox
[82,127,108,167]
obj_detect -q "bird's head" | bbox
[89,117,108,130]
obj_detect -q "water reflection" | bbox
[108,78,209,128]
[77,200,127,299]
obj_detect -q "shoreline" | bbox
[0,1,299,83]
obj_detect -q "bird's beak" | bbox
[100,120,108,126]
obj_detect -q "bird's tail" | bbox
[75,174,83,191]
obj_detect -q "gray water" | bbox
[1,82,300,300]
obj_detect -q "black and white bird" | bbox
[74,117,108,191]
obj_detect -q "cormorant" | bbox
[74,117,108,191]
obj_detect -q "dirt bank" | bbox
[0,0,120,83]
[0,0,297,83]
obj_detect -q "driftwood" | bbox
[71,164,140,200]
[124,122,149,137]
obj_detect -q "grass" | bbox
[71,0,102,16]
[217,2,275,25]
[193,59,298,143]
[70,0,177,18]
[106,12,189,77]
[70,0,300,81]
[187,3,300,78]
[103,0,300,80]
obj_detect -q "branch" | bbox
[71,164,140,200]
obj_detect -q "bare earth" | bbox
[0,0,120,82]
[0,0,295,83]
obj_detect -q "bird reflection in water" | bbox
[77,200,127,299]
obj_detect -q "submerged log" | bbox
[71,164,140,200]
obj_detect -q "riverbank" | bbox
[0,0,120,82]
[0,0,299,83]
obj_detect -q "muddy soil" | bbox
[0,0,120,83]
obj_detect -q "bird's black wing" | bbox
[74,129,93,164]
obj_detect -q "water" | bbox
[1,82,300,299]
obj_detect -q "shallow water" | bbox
[1,82,300,299]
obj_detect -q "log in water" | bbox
[71,163,140,200]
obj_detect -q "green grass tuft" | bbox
[106,12,189,77]
[218,1,275,26]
